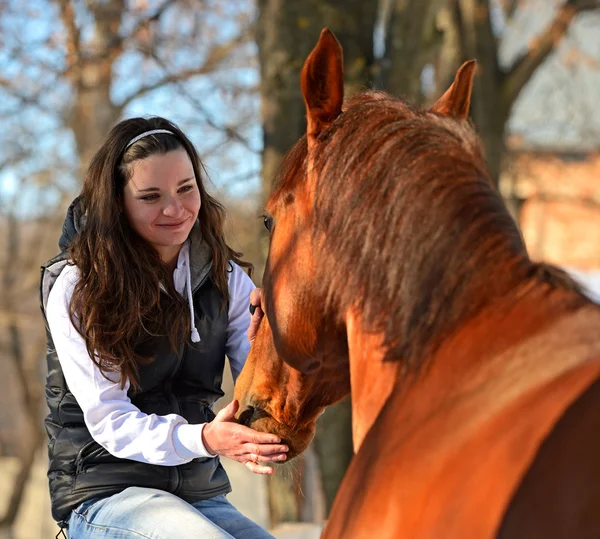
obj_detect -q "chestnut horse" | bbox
[235,29,600,538]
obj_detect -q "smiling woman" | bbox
[39,116,284,539]
[123,150,201,271]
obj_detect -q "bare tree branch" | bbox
[0,78,58,116]
[0,151,30,172]
[0,213,44,531]
[0,441,39,529]
[219,169,261,186]
[562,42,600,69]
[434,1,463,96]
[56,0,82,83]
[115,0,179,49]
[118,22,254,110]
[116,40,259,155]
[384,0,447,103]
[568,0,600,11]
[503,0,600,108]
[503,0,519,20]
[458,0,502,84]
[456,0,508,181]
[85,0,127,64]
[170,78,259,153]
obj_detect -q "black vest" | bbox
[40,250,232,525]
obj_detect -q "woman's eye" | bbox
[140,194,159,201]
[179,185,194,193]
[263,215,273,232]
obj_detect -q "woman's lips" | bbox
[156,218,189,230]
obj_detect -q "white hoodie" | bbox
[46,240,255,465]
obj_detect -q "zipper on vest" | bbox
[165,342,188,413]
[172,343,188,412]
[192,272,210,295]
[166,342,188,493]
[167,271,208,494]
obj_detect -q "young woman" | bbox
[40,116,285,538]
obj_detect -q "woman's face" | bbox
[123,149,201,262]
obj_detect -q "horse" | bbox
[234,29,600,538]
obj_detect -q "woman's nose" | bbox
[163,197,183,217]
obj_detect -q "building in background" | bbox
[502,146,600,301]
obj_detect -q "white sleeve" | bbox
[46,264,217,466]
[225,262,256,383]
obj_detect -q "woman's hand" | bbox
[202,400,288,475]
[247,288,264,345]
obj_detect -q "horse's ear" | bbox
[430,60,477,120]
[301,28,344,146]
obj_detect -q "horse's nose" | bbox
[238,406,255,427]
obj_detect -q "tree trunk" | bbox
[312,397,353,514]
[384,0,447,104]
[433,3,463,103]
[456,0,508,186]
[0,214,45,535]
[60,0,125,178]
[257,0,378,252]
[384,0,509,185]
[256,0,377,522]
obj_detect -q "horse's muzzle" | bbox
[237,405,272,428]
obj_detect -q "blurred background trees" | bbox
[0,0,599,537]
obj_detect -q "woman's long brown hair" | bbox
[68,116,252,390]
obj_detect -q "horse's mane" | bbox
[273,90,587,371]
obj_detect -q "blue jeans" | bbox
[67,487,274,538]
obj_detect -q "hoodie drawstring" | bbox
[184,245,201,343]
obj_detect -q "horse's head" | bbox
[234,315,349,459]
[260,29,479,374]
[235,29,520,458]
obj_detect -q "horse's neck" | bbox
[345,285,599,454]
[331,289,600,538]
[390,286,600,442]
[346,311,402,452]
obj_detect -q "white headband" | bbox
[125,129,175,149]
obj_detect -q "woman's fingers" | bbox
[242,448,286,475]
[247,289,265,343]
[244,452,287,464]
[244,460,274,475]
[235,425,281,445]
[249,288,263,311]
[207,413,288,469]
[241,442,288,457]
[214,400,239,422]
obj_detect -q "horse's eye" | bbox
[263,215,273,232]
